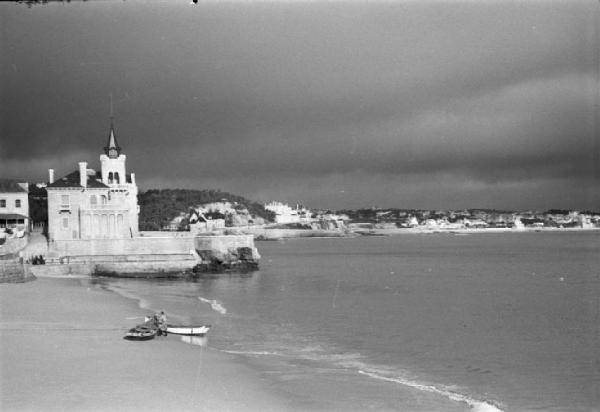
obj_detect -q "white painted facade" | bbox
[0,181,29,232]
[47,123,139,241]
[265,201,312,224]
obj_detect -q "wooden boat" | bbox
[166,324,211,336]
[124,325,157,341]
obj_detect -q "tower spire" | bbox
[104,94,121,158]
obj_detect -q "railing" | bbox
[81,205,129,211]
[107,184,134,191]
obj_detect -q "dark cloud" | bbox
[1,1,597,210]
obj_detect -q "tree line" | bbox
[138,188,275,231]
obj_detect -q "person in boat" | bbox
[157,311,168,336]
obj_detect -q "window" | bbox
[114,172,120,184]
[90,195,97,206]
[61,195,70,208]
[15,199,21,208]
[62,217,69,229]
[0,199,5,208]
[108,172,113,184]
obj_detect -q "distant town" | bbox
[3,183,598,244]
[140,195,600,236]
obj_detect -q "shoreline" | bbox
[1,275,473,411]
[0,277,290,411]
[352,226,600,236]
[248,226,600,241]
[96,277,471,412]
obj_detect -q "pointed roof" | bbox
[104,119,121,158]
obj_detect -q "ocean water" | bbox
[100,232,600,411]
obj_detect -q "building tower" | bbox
[100,120,126,185]
[46,119,139,241]
[99,120,139,235]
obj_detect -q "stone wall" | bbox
[50,236,198,257]
[194,235,256,255]
[0,235,29,257]
[244,228,349,240]
[139,231,194,238]
[42,234,260,276]
[0,260,35,283]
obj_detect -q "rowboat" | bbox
[124,326,157,341]
[166,324,211,336]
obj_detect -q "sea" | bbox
[96,231,600,412]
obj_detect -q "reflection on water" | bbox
[181,335,208,347]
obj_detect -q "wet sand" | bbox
[0,277,289,412]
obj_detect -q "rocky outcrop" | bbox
[193,246,259,273]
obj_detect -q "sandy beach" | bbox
[0,277,290,412]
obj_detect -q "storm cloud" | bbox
[1,0,598,210]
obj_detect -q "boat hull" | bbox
[166,325,211,336]
[124,326,157,341]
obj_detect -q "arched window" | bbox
[114,172,120,184]
[101,195,108,205]
[108,172,114,184]
[90,195,97,206]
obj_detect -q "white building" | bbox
[189,211,226,233]
[264,201,311,224]
[0,180,29,232]
[46,122,139,241]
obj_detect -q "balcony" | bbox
[107,184,134,192]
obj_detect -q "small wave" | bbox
[358,370,504,412]
[198,297,227,314]
[222,350,282,356]
[99,284,153,312]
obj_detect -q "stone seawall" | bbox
[244,228,351,240]
[0,260,35,283]
[42,234,260,276]
[51,236,197,257]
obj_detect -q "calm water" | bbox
[101,232,600,411]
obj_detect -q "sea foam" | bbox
[198,297,227,314]
[222,350,282,356]
[358,370,505,412]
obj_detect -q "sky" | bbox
[1,0,598,211]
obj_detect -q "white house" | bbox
[46,121,139,241]
[265,201,312,224]
[0,179,29,233]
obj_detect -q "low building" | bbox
[189,211,226,233]
[0,179,30,233]
[265,201,312,224]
